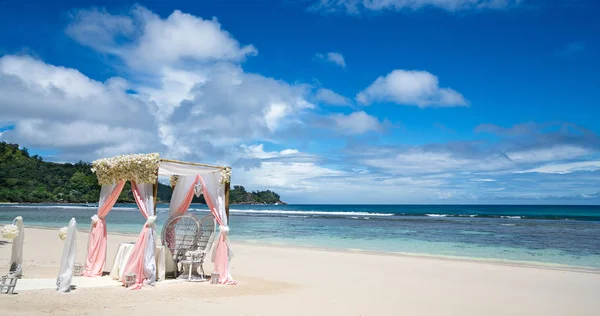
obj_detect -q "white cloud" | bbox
[315,88,351,106]
[0,55,156,158]
[358,143,597,177]
[309,0,522,15]
[230,144,467,203]
[226,139,600,203]
[131,10,257,66]
[0,55,150,125]
[143,68,207,112]
[65,8,136,54]
[7,120,156,160]
[515,161,600,175]
[164,63,314,158]
[316,52,346,68]
[506,145,591,164]
[8,120,140,148]
[356,69,467,107]
[361,149,502,175]
[280,149,300,155]
[2,4,599,204]
[67,6,257,69]
[65,6,314,161]
[232,144,344,192]
[330,111,383,135]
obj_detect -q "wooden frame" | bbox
[93,155,231,219]
[225,182,230,221]
[153,169,159,214]
[159,158,227,170]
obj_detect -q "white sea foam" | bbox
[7,205,139,211]
[9,205,89,209]
[501,216,522,219]
[228,209,394,217]
[426,214,449,217]
[8,205,96,211]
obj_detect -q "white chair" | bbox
[161,214,201,278]
[0,272,18,294]
[179,214,216,281]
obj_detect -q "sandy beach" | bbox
[1,227,600,315]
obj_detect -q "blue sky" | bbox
[0,0,598,204]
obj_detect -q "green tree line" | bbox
[0,142,283,204]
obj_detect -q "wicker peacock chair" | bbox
[176,214,216,281]
[161,214,201,277]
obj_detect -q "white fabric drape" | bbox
[168,175,200,217]
[137,183,157,286]
[158,161,222,177]
[109,243,172,281]
[99,182,121,206]
[202,172,234,282]
[57,218,77,293]
[10,216,24,277]
[203,172,228,226]
[144,230,156,285]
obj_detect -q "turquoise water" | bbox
[1,204,600,269]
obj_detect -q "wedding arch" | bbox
[82,153,236,288]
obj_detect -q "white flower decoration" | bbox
[220,167,232,184]
[169,175,179,188]
[219,225,230,233]
[91,215,99,224]
[58,227,68,241]
[194,182,203,198]
[0,224,19,239]
[92,153,160,185]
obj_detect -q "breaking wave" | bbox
[228,209,394,217]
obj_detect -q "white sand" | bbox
[1,227,600,315]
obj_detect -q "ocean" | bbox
[1,203,600,269]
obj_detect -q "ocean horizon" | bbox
[2,203,600,270]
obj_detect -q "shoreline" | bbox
[234,240,600,275]
[8,224,600,275]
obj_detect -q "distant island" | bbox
[0,142,285,205]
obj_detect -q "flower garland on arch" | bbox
[220,167,232,184]
[169,175,179,188]
[91,153,160,185]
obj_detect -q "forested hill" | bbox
[0,142,284,205]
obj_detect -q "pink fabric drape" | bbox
[83,180,125,277]
[121,225,151,289]
[176,175,200,215]
[199,176,236,285]
[121,181,154,289]
[165,175,200,250]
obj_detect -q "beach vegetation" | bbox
[0,142,283,204]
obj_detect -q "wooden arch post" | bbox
[225,181,230,222]
[153,169,158,214]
